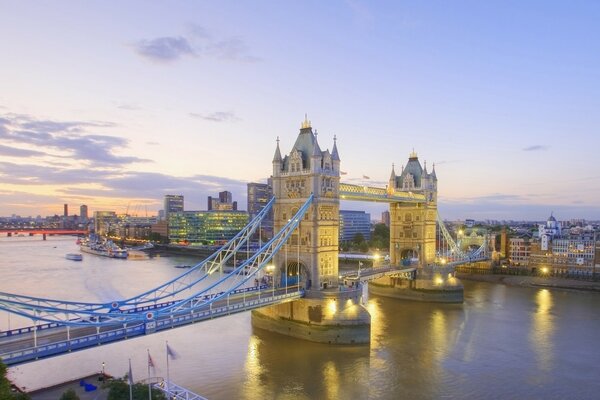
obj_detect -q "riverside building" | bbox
[168,210,249,245]
[339,210,371,243]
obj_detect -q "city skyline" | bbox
[1,2,599,220]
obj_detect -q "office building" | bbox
[247,181,274,239]
[339,210,371,243]
[80,205,88,221]
[381,210,390,227]
[168,210,249,245]
[164,195,184,220]
[208,191,238,211]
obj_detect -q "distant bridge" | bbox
[0,229,87,236]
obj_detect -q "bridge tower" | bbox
[270,116,340,290]
[388,151,438,267]
[252,117,371,344]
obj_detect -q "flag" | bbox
[362,175,370,179]
[148,352,155,369]
[128,359,134,385]
[166,343,179,360]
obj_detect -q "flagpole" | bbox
[147,349,152,400]
[166,341,170,395]
[128,358,133,400]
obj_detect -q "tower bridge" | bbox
[0,117,488,365]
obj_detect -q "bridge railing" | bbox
[0,290,303,365]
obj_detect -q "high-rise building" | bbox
[164,195,184,220]
[339,210,371,243]
[381,210,390,227]
[219,191,232,204]
[63,204,68,217]
[80,205,88,221]
[208,191,237,211]
[247,180,273,238]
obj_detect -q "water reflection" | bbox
[530,289,555,371]
[243,328,369,399]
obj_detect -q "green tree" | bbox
[106,378,166,400]
[352,232,365,246]
[0,359,30,399]
[0,360,11,399]
[370,223,390,250]
[59,388,80,400]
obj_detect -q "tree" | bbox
[0,359,30,399]
[352,232,365,246]
[106,378,166,400]
[59,388,80,400]
[370,223,390,250]
[0,360,11,399]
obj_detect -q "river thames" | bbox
[1,236,600,399]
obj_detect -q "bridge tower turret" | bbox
[270,116,340,290]
[255,117,370,344]
[389,151,437,267]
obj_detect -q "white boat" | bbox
[66,253,83,261]
[80,236,128,259]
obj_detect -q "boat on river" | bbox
[80,235,128,259]
[65,253,83,261]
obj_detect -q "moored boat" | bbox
[80,235,128,259]
[66,253,83,261]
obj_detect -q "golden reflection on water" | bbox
[530,289,554,371]
[429,310,449,362]
[242,335,265,398]
[322,361,340,400]
[366,298,387,349]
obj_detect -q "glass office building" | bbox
[168,210,249,245]
[339,210,371,243]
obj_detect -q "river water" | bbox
[1,236,600,399]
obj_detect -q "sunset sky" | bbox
[1,1,599,220]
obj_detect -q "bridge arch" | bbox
[279,260,311,289]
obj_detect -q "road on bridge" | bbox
[0,286,301,364]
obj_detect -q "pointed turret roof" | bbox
[423,160,428,175]
[273,136,282,163]
[389,163,396,180]
[396,151,423,189]
[312,130,322,157]
[331,135,340,161]
[283,115,321,170]
[431,162,437,180]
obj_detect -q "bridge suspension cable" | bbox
[435,212,489,265]
[0,197,276,321]
[0,195,313,326]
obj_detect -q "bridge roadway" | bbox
[0,285,303,366]
[340,265,417,282]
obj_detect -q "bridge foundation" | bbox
[251,288,370,344]
[369,266,463,303]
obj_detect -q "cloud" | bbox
[0,112,149,166]
[206,38,260,62]
[146,141,159,146]
[133,25,258,64]
[0,161,110,185]
[189,111,240,122]
[0,144,46,158]
[134,36,194,62]
[115,103,141,111]
[523,145,549,152]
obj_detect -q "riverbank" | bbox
[457,273,600,293]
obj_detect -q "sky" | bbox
[1,1,599,221]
